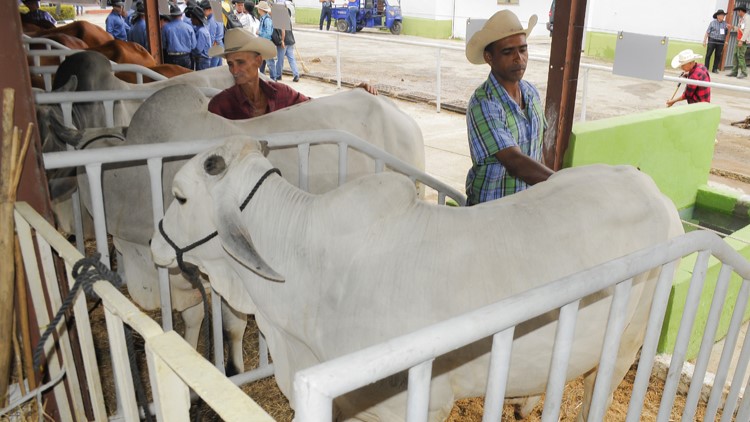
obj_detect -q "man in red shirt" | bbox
[666,49,711,107]
[208,28,310,119]
[208,28,378,119]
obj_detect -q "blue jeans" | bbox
[276,44,299,78]
[347,6,358,33]
[260,59,278,80]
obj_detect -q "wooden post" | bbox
[543,0,588,171]
[0,89,17,405]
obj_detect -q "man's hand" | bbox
[357,82,378,95]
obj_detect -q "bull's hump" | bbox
[127,84,216,144]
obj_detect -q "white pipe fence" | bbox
[294,230,750,421]
[294,28,750,120]
[10,202,274,421]
[41,129,464,419]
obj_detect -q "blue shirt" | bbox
[192,24,212,70]
[258,14,273,40]
[105,11,131,41]
[207,13,224,46]
[162,18,196,54]
[465,73,546,205]
[127,18,148,50]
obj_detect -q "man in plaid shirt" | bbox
[464,10,553,205]
[666,49,711,108]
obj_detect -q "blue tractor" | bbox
[332,0,402,35]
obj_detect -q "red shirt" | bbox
[207,78,310,119]
[684,63,711,104]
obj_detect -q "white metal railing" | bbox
[41,129,462,417]
[296,28,750,120]
[12,202,274,421]
[24,37,171,90]
[34,86,220,128]
[294,230,750,421]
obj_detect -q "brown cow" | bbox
[115,64,193,83]
[25,21,113,47]
[87,39,156,68]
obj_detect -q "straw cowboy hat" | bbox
[466,10,537,65]
[209,28,277,59]
[256,0,271,12]
[671,49,703,68]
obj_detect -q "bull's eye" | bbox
[175,195,187,205]
[204,154,226,176]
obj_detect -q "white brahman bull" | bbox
[66,85,424,375]
[150,139,683,420]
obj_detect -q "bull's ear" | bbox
[215,206,284,282]
[258,141,270,157]
[49,113,82,147]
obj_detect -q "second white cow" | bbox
[151,139,683,420]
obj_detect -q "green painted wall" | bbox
[658,226,750,358]
[584,31,704,68]
[294,7,451,38]
[563,103,720,212]
[695,185,740,215]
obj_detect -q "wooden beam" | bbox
[145,0,163,63]
[543,0,588,171]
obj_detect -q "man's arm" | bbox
[494,146,553,185]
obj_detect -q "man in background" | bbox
[666,49,710,107]
[319,0,332,31]
[162,3,196,69]
[728,6,749,79]
[105,1,130,41]
[703,9,730,74]
[20,0,56,29]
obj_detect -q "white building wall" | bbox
[586,0,728,42]
[293,0,730,42]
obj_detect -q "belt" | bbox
[166,52,189,56]
[709,38,725,43]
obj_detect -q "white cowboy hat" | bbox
[256,0,271,12]
[209,28,277,59]
[466,10,537,65]
[671,49,703,68]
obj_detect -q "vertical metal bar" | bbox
[482,328,514,422]
[580,67,589,121]
[136,73,144,84]
[61,102,73,127]
[104,100,115,128]
[626,260,679,422]
[374,158,385,173]
[71,190,85,253]
[293,377,333,422]
[587,278,633,422]
[720,280,750,421]
[682,263,734,422]
[85,163,110,266]
[435,47,442,113]
[542,300,581,421]
[147,157,173,331]
[406,360,433,422]
[297,143,310,192]
[735,374,750,422]
[259,332,269,368]
[211,287,226,373]
[657,250,711,422]
[336,34,342,89]
[338,142,348,186]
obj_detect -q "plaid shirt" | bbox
[684,63,711,104]
[706,19,729,43]
[465,74,546,205]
